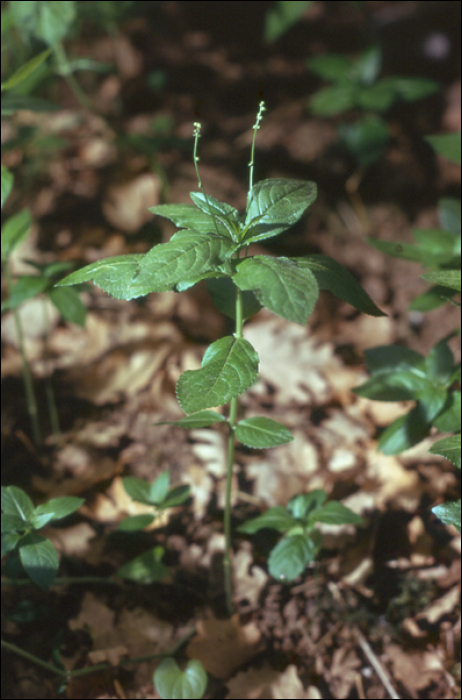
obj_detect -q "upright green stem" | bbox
[5,265,41,445]
[223,286,244,617]
[249,101,266,193]
[53,42,98,113]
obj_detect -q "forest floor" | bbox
[1,2,461,699]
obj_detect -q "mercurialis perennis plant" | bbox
[57,102,384,615]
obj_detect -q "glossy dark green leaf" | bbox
[433,392,461,433]
[268,534,316,581]
[238,507,298,534]
[378,407,432,454]
[160,485,191,509]
[244,179,317,243]
[190,191,239,239]
[116,547,169,584]
[176,336,259,414]
[235,417,294,448]
[150,202,233,240]
[1,49,52,92]
[1,531,22,558]
[425,340,455,384]
[19,534,59,589]
[56,254,146,299]
[1,486,34,522]
[117,514,156,532]
[33,497,84,523]
[432,500,461,533]
[294,254,385,316]
[49,286,86,326]
[157,410,227,429]
[234,256,318,324]
[429,434,461,469]
[1,165,13,209]
[154,657,208,700]
[1,514,27,534]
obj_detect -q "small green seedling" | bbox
[357,132,461,533]
[154,657,207,700]
[114,472,190,585]
[239,489,362,581]
[1,485,84,589]
[57,103,383,614]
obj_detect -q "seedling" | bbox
[154,657,207,700]
[1,485,84,589]
[239,489,362,581]
[57,102,384,614]
[357,133,461,533]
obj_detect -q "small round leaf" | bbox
[154,657,207,700]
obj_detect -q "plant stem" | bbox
[5,265,41,445]
[41,298,61,443]
[223,286,244,617]
[249,101,266,192]
[53,42,98,113]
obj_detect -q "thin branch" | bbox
[355,628,401,700]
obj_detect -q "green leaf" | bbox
[391,77,439,102]
[378,407,431,455]
[409,286,458,312]
[425,340,455,384]
[1,166,13,209]
[432,500,461,533]
[338,114,390,166]
[33,497,84,523]
[234,256,318,325]
[55,254,145,299]
[287,490,327,519]
[190,191,239,239]
[309,85,357,116]
[160,485,191,509]
[439,198,461,236]
[1,513,27,533]
[244,179,317,244]
[264,0,314,43]
[154,657,208,700]
[429,434,461,469]
[206,277,262,321]
[268,534,316,581]
[354,370,431,402]
[2,276,50,312]
[150,202,234,240]
[1,531,22,558]
[238,506,298,534]
[117,514,156,532]
[426,133,461,166]
[10,0,76,46]
[122,473,170,506]
[1,209,32,262]
[1,486,34,522]
[48,286,86,327]
[1,95,57,114]
[362,344,425,374]
[235,417,294,448]
[176,336,259,414]
[116,547,169,584]
[1,48,52,92]
[357,80,397,112]
[434,392,461,433]
[294,254,385,316]
[157,411,227,429]
[307,54,353,82]
[19,534,59,589]
[421,270,461,292]
[309,501,362,526]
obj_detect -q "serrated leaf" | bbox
[234,256,318,324]
[55,254,146,299]
[244,179,317,243]
[235,417,294,448]
[176,336,259,414]
[294,254,385,316]
[1,486,35,522]
[432,500,461,533]
[154,657,208,700]
[156,411,227,429]
[206,277,262,321]
[421,270,461,292]
[378,407,432,455]
[309,501,362,526]
[190,191,239,239]
[149,202,233,239]
[48,286,86,326]
[429,434,461,468]
[268,534,316,581]
[426,133,461,166]
[1,48,52,92]
[116,547,169,584]
[238,506,298,534]
[1,165,13,209]
[1,209,32,262]
[19,534,59,589]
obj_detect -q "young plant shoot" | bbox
[57,103,384,615]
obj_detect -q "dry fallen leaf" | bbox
[385,642,446,693]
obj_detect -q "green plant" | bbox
[1,486,84,589]
[56,102,383,614]
[263,1,315,43]
[356,133,461,533]
[239,489,362,581]
[154,657,207,700]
